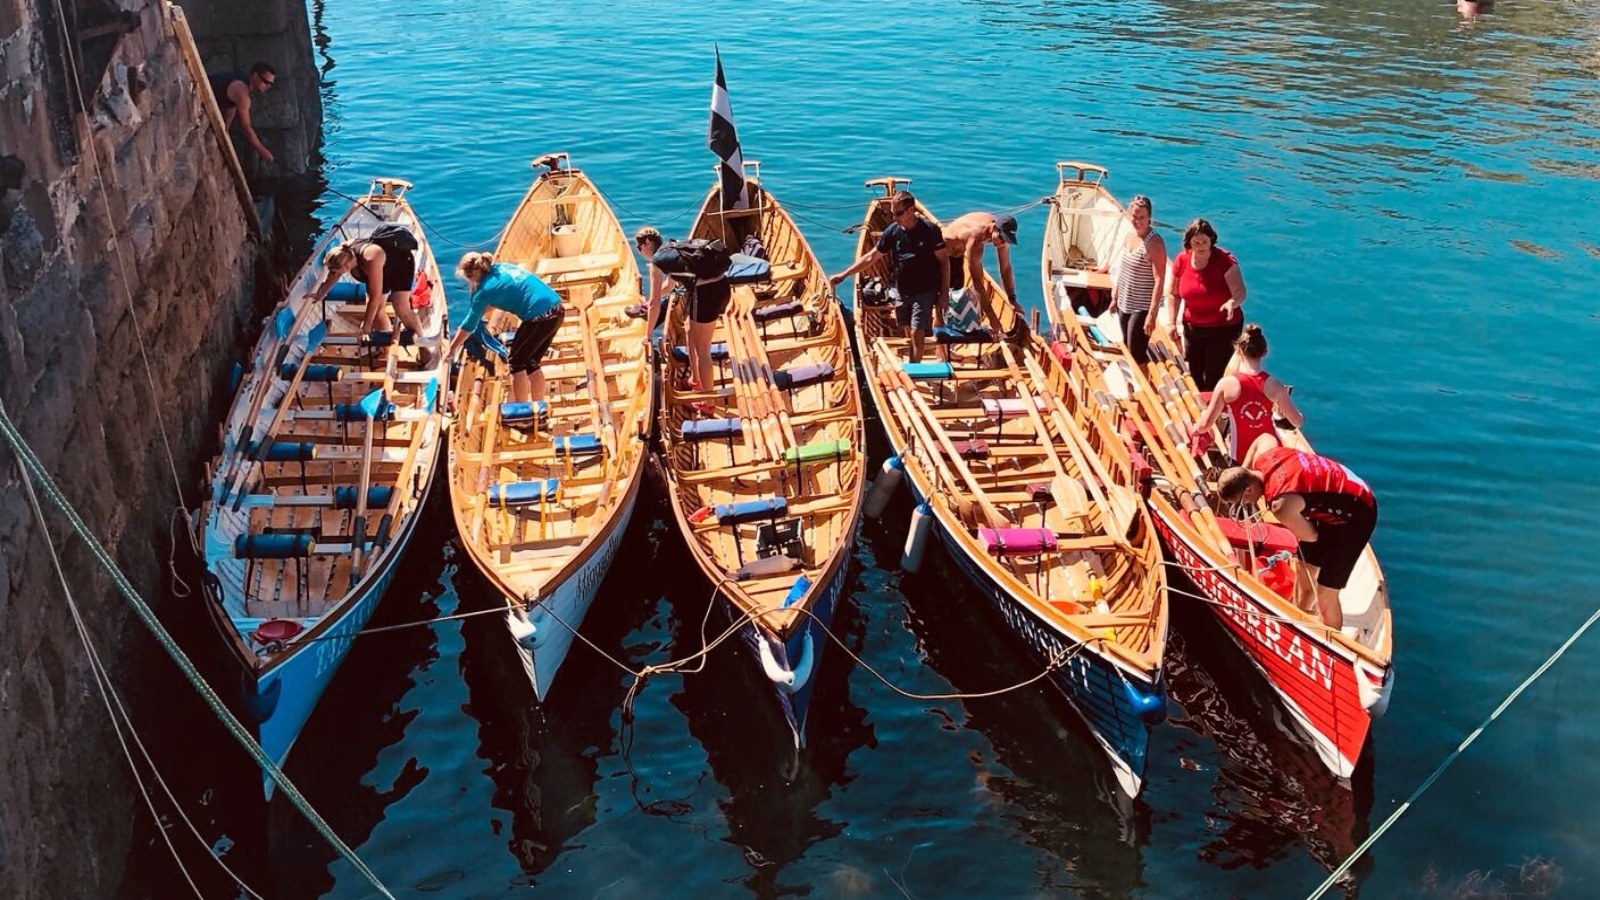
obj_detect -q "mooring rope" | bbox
[1304,603,1600,900]
[17,463,266,900]
[0,399,396,899]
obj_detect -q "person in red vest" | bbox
[1187,323,1303,463]
[1217,446,1376,631]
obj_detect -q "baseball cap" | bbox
[997,214,1019,245]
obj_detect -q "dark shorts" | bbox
[897,289,939,331]
[507,307,564,375]
[690,278,731,324]
[357,251,417,298]
[1300,499,1377,591]
[948,257,967,290]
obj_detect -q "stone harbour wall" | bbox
[0,0,268,895]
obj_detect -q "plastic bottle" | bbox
[1090,576,1115,641]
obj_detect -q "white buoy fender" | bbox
[902,501,934,572]
[863,456,905,518]
[507,610,536,643]
[761,631,817,694]
[758,635,796,687]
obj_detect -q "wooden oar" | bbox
[348,386,386,584]
[873,338,1005,528]
[225,320,330,509]
[370,377,439,571]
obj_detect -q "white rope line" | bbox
[47,0,187,506]
[17,464,265,899]
[1305,603,1600,900]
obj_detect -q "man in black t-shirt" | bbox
[831,190,951,362]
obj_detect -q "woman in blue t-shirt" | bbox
[446,252,565,406]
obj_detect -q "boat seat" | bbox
[500,400,549,423]
[326,282,366,303]
[681,418,742,442]
[977,527,1057,557]
[782,439,851,465]
[981,397,1044,421]
[753,301,804,323]
[952,439,990,461]
[279,363,344,382]
[901,362,954,380]
[246,440,317,462]
[715,496,788,525]
[234,532,316,559]
[553,433,603,456]
[1213,516,1299,556]
[333,485,394,509]
[488,479,561,507]
[334,399,396,421]
[934,325,994,345]
[773,362,834,391]
[670,343,731,364]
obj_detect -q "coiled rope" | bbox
[0,399,395,899]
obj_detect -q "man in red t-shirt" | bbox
[1217,447,1377,631]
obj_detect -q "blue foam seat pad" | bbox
[248,440,316,462]
[670,342,731,364]
[234,532,315,559]
[488,479,562,507]
[333,485,395,509]
[500,400,549,422]
[554,433,603,454]
[902,362,954,380]
[334,401,396,421]
[280,363,343,382]
[715,496,789,525]
[773,362,834,390]
[682,418,742,441]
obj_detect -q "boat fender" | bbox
[901,501,934,572]
[1123,679,1168,724]
[863,456,905,518]
[758,631,816,692]
[507,609,536,643]
[776,632,817,695]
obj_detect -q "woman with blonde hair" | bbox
[312,225,433,367]
[445,252,564,406]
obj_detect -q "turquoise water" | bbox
[126,1,1600,896]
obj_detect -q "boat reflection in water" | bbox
[1164,591,1375,885]
[670,557,875,896]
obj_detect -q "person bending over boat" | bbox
[1158,218,1246,391]
[830,190,951,363]
[1106,195,1166,365]
[627,226,675,330]
[633,226,731,393]
[1188,323,1303,463]
[1218,447,1376,631]
[316,225,434,368]
[207,62,277,164]
[941,210,1020,318]
[445,252,564,406]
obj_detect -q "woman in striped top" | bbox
[1109,195,1166,364]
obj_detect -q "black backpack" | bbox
[368,223,419,254]
[652,238,733,282]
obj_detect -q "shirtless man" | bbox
[208,62,277,164]
[941,211,1019,333]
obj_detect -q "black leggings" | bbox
[1184,319,1243,391]
[1118,308,1151,365]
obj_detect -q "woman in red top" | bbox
[1188,323,1303,463]
[1158,218,1247,391]
[1218,447,1377,631]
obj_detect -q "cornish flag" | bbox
[709,48,747,211]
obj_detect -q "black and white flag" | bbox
[708,47,747,211]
